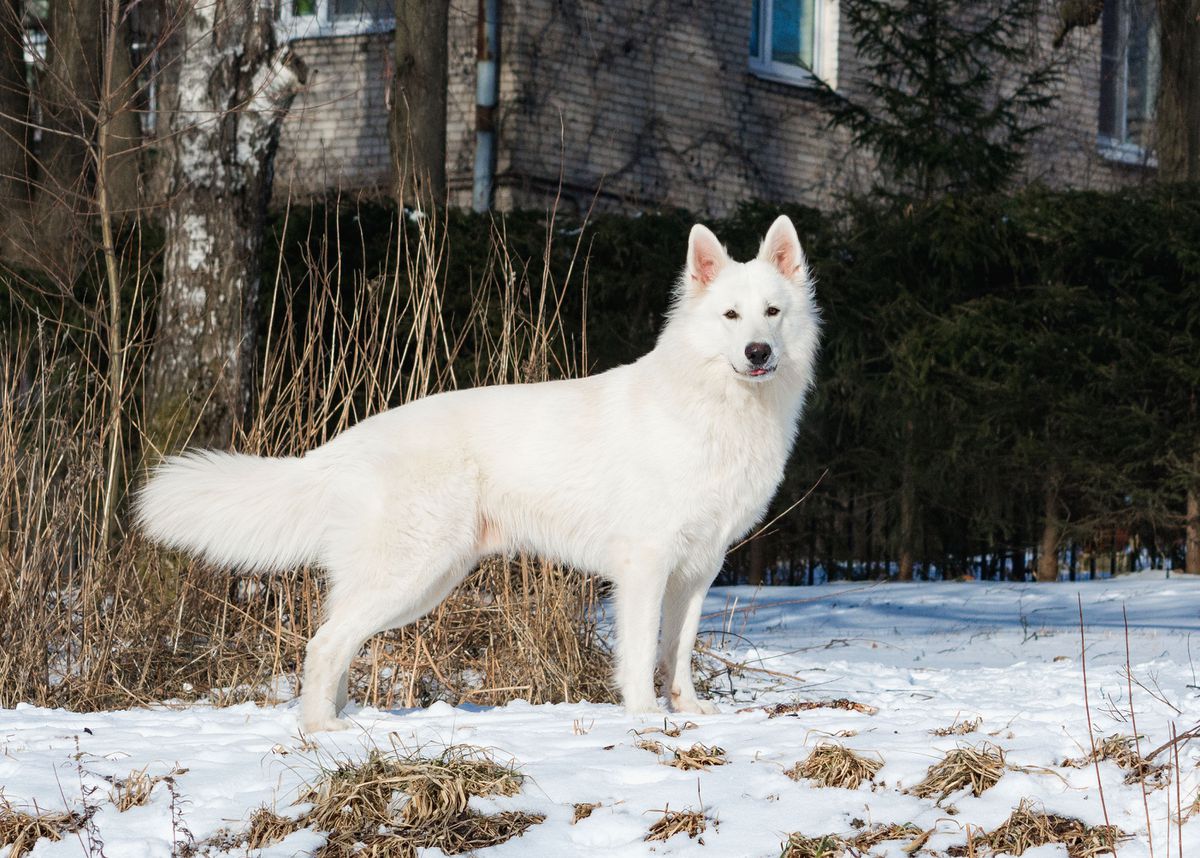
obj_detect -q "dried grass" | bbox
[931,716,982,736]
[0,802,84,858]
[202,743,544,856]
[1062,734,1169,788]
[957,799,1128,858]
[0,208,610,714]
[781,832,847,858]
[744,699,879,718]
[911,743,1006,801]
[645,806,710,842]
[572,802,600,824]
[108,768,156,812]
[781,824,928,858]
[243,807,303,850]
[635,738,666,755]
[664,743,729,771]
[634,718,699,738]
[785,742,882,789]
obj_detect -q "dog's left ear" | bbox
[758,215,808,284]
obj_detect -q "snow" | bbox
[3,573,1198,857]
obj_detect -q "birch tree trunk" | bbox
[146,0,305,451]
[390,0,449,208]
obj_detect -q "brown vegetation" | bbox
[785,742,882,789]
[0,215,610,714]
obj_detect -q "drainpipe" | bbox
[473,0,499,212]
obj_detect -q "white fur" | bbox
[136,216,822,732]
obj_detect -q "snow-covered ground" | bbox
[2,573,1198,857]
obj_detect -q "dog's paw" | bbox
[672,696,720,716]
[301,716,350,733]
[623,700,666,717]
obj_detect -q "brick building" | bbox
[273,0,1158,216]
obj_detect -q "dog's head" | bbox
[668,215,820,387]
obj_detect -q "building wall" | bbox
[274,3,1154,214]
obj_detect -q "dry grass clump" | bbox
[202,743,543,856]
[785,742,882,789]
[645,806,711,843]
[746,699,878,718]
[0,210,610,714]
[956,799,1127,858]
[780,832,847,858]
[106,766,188,812]
[0,802,85,858]
[1062,734,1169,787]
[931,716,982,736]
[572,802,600,824]
[302,746,524,830]
[244,807,305,850]
[911,742,1005,801]
[781,824,928,858]
[108,768,156,812]
[635,738,666,754]
[665,743,729,771]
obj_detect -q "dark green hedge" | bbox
[266,187,1200,581]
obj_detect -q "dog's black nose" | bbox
[745,342,772,366]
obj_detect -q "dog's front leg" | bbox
[659,567,720,715]
[612,556,669,714]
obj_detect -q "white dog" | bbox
[137,215,821,732]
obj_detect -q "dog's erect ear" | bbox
[758,215,808,283]
[687,224,729,291]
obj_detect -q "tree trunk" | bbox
[103,12,143,217]
[747,531,766,586]
[1187,477,1200,575]
[30,0,101,279]
[146,1,305,452]
[1156,0,1200,181]
[0,0,30,253]
[390,0,449,208]
[1036,480,1060,581]
[897,420,916,581]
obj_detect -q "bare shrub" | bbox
[0,207,609,713]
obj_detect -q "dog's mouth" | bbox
[739,363,778,380]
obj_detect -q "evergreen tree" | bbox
[818,0,1061,199]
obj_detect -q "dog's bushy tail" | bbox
[135,451,327,571]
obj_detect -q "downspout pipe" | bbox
[473,0,499,212]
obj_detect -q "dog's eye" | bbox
[766,306,781,317]
[723,309,739,320]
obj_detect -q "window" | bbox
[1098,0,1158,161]
[749,0,839,87]
[280,0,394,40]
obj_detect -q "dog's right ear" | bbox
[686,224,729,293]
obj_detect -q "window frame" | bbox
[1097,0,1158,164]
[748,0,839,88]
[278,0,395,41]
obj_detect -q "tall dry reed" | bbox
[0,204,613,712]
